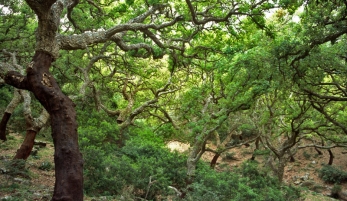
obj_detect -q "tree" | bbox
[270,1,347,167]
[0,50,49,160]
[0,0,302,199]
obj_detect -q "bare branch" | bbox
[67,0,81,31]
[298,144,347,149]
[185,0,255,25]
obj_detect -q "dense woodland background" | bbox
[1,0,347,200]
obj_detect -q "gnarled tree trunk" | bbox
[6,51,83,201]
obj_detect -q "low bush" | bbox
[319,165,347,184]
[82,134,187,199]
[184,161,300,201]
[81,121,300,200]
[38,161,52,171]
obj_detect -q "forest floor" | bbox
[0,133,345,200]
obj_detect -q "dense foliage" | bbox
[1,0,347,200]
[319,165,347,184]
[81,127,300,200]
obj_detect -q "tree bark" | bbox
[328,149,334,165]
[250,137,260,160]
[277,157,285,183]
[0,112,11,141]
[210,153,220,169]
[5,51,83,201]
[13,130,38,160]
[13,107,49,160]
[0,89,22,141]
[315,147,323,155]
[33,52,83,201]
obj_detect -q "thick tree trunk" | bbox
[33,52,83,201]
[6,51,83,201]
[0,112,11,141]
[32,52,83,201]
[210,153,220,169]
[14,130,38,159]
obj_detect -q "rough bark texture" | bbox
[32,52,83,201]
[0,112,11,141]
[6,51,83,201]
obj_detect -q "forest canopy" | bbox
[1,0,347,200]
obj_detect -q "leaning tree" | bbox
[0,0,302,200]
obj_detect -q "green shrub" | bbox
[80,117,300,200]
[319,165,347,184]
[253,149,270,156]
[82,147,131,196]
[78,110,121,153]
[331,184,342,198]
[38,161,52,171]
[184,161,300,201]
[82,135,187,199]
[223,152,237,160]
[3,159,29,178]
[303,151,311,160]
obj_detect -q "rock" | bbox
[13,177,31,185]
[287,165,293,171]
[312,160,316,164]
[292,175,298,181]
[31,148,38,156]
[294,180,302,185]
[0,196,13,200]
[301,173,310,181]
[98,196,108,200]
[34,192,42,196]
[0,167,8,174]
